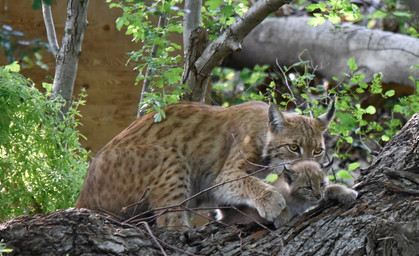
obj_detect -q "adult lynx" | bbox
[75,101,335,230]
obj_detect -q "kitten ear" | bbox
[282,165,298,184]
[316,99,335,131]
[268,103,288,133]
[320,159,334,173]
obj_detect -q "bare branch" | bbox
[41,1,59,56]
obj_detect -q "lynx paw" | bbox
[254,189,286,222]
[273,207,292,228]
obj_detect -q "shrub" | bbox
[0,62,89,220]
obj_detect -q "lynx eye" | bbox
[304,185,313,191]
[288,144,300,153]
[313,147,324,155]
[320,182,326,188]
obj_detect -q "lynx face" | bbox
[75,101,335,230]
[261,105,335,174]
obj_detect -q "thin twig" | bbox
[138,221,168,256]
[275,58,296,103]
[138,13,167,118]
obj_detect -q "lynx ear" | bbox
[317,99,335,130]
[268,103,288,133]
[283,165,298,184]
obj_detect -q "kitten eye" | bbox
[313,147,324,155]
[288,144,300,153]
[304,185,313,191]
[320,182,326,188]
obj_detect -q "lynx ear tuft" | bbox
[283,165,298,184]
[268,103,287,133]
[317,99,335,130]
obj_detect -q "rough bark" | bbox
[1,113,418,255]
[224,17,419,87]
[43,0,89,113]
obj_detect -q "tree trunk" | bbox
[224,17,419,87]
[43,0,89,113]
[1,113,418,255]
[181,0,292,102]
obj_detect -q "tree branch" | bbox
[183,0,202,57]
[41,1,59,56]
[194,0,291,79]
[51,0,89,113]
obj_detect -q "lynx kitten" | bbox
[75,101,335,230]
[217,160,358,226]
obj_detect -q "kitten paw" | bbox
[254,189,286,222]
[337,189,358,204]
[326,184,358,204]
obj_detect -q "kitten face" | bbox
[283,161,329,204]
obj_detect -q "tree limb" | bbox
[194,0,291,79]
[41,1,59,57]
[224,17,419,87]
[51,0,89,113]
[183,0,202,57]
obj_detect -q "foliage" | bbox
[107,0,184,120]
[304,0,418,36]
[202,0,249,40]
[0,240,12,255]
[306,0,361,26]
[211,65,267,106]
[0,62,89,221]
[0,25,49,70]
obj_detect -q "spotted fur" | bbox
[75,101,334,230]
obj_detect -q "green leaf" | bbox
[356,88,364,93]
[31,0,42,9]
[337,170,354,179]
[205,0,223,11]
[327,175,336,181]
[5,61,20,72]
[347,58,358,72]
[393,104,404,113]
[384,90,395,98]
[345,136,353,144]
[327,14,341,24]
[381,135,390,141]
[264,173,279,183]
[348,162,360,171]
[306,3,319,12]
[220,5,234,17]
[365,105,376,114]
[308,14,326,27]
